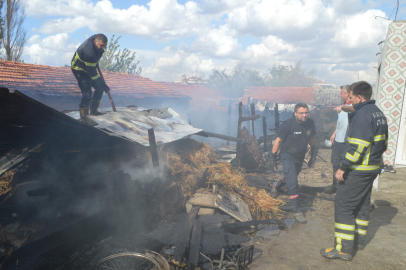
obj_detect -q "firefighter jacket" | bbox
[339,100,388,174]
[71,35,108,90]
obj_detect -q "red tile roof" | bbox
[240,86,315,105]
[160,82,229,111]
[0,61,187,99]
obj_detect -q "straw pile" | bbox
[164,139,284,220]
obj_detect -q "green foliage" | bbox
[267,61,316,87]
[99,35,142,75]
[208,63,266,98]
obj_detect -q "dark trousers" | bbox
[275,152,304,212]
[72,70,104,108]
[334,172,376,253]
[331,141,346,173]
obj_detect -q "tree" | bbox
[1,0,27,61]
[98,35,142,75]
[267,61,317,87]
[208,63,266,98]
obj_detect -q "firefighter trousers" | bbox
[72,70,104,108]
[334,172,376,253]
[274,152,304,212]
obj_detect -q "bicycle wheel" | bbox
[89,252,162,270]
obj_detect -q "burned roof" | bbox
[160,82,229,111]
[241,86,315,105]
[0,61,187,99]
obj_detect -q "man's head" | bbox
[349,81,372,105]
[294,103,309,123]
[94,34,108,52]
[339,85,350,102]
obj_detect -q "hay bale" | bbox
[164,139,284,220]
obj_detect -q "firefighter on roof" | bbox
[321,81,388,261]
[71,34,110,121]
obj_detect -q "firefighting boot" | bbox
[79,107,89,122]
[324,175,337,194]
[295,212,307,224]
[320,248,353,261]
[89,99,104,116]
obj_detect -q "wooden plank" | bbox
[195,131,252,144]
[188,219,203,269]
[215,190,252,222]
[172,206,200,263]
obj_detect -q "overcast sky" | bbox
[21,0,406,85]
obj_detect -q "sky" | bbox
[20,0,406,86]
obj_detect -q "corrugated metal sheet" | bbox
[66,107,203,146]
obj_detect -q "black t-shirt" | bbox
[277,117,316,160]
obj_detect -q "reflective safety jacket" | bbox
[71,35,107,89]
[340,100,388,174]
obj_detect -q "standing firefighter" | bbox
[71,34,110,121]
[269,103,317,224]
[320,81,388,261]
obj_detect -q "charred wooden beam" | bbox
[148,128,160,167]
[236,102,243,168]
[188,219,202,269]
[262,116,268,152]
[172,206,200,263]
[240,115,261,122]
[195,131,252,144]
[250,103,255,137]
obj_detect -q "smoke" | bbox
[120,160,167,184]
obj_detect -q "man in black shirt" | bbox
[269,103,317,223]
[71,34,110,121]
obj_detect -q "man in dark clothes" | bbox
[320,81,388,261]
[71,34,110,121]
[269,103,317,223]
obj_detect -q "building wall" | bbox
[377,21,406,165]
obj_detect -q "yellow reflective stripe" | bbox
[91,74,100,80]
[335,223,355,231]
[335,232,354,240]
[374,134,386,141]
[336,237,342,252]
[363,146,371,165]
[356,219,369,226]
[347,137,370,147]
[74,52,97,67]
[71,66,87,73]
[345,144,364,162]
[355,228,367,235]
[350,163,381,171]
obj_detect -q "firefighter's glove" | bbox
[308,147,317,168]
[267,152,278,171]
[104,86,111,93]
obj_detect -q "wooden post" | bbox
[227,100,231,145]
[274,103,280,132]
[250,103,255,137]
[262,116,268,152]
[246,105,251,134]
[148,128,159,167]
[236,102,243,168]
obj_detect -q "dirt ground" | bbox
[250,148,406,270]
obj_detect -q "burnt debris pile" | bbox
[0,88,335,270]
